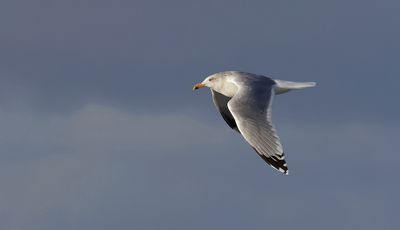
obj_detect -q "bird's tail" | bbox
[273,80,316,95]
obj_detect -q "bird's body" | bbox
[193,71,316,175]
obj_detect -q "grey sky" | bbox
[1,0,399,229]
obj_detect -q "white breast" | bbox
[214,80,239,97]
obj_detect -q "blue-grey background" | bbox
[1,0,399,229]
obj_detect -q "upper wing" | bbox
[227,84,288,174]
[211,90,239,132]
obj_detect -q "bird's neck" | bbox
[212,80,238,98]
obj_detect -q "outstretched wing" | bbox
[227,84,288,174]
[211,90,239,132]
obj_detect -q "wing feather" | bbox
[211,90,239,132]
[227,83,288,174]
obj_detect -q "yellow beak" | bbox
[193,83,205,90]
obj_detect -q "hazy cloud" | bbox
[0,104,398,229]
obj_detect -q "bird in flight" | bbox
[193,71,315,175]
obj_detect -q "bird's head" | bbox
[193,72,239,97]
[192,75,221,91]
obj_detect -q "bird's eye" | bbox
[209,78,213,81]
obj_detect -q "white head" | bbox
[193,74,222,90]
[193,73,238,97]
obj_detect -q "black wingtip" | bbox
[252,148,289,175]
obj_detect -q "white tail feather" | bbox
[274,79,316,95]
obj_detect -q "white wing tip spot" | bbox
[278,168,289,175]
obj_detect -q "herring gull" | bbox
[193,71,316,175]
